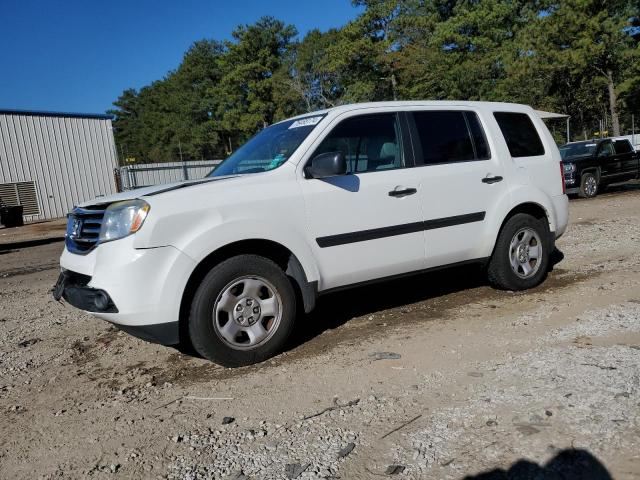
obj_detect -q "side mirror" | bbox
[305,151,347,179]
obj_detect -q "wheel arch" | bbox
[178,239,317,346]
[581,167,601,183]
[500,202,550,231]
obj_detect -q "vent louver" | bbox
[0,181,40,215]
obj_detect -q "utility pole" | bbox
[391,73,398,101]
[179,140,188,181]
[606,69,621,137]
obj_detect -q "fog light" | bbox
[94,291,110,311]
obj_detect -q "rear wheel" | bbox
[579,172,598,198]
[188,254,296,367]
[487,213,550,291]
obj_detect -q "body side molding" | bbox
[316,211,486,248]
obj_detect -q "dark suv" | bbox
[560,138,639,198]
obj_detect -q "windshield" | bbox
[208,115,325,177]
[559,142,597,159]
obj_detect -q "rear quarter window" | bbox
[494,112,545,157]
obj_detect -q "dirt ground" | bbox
[1,184,639,480]
[0,218,66,247]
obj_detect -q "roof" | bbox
[0,108,113,120]
[564,137,632,145]
[562,139,602,145]
[535,110,569,119]
[279,100,542,124]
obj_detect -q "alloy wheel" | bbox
[509,227,543,279]
[212,276,282,350]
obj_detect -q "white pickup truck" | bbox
[53,101,569,366]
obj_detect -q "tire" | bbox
[188,254,297,367]
[579,172,598,198]
[487,213,551,291]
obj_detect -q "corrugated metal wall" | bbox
[0,111,118,220]
[117,160,222,190]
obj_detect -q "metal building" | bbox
[0,109,118,221]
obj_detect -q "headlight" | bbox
[563,163,576,174]
[99,199,150,243]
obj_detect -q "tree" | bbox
[514,0,639,136]
[110,40,227,162]
[288,28,345,110]
[109,4,640,162]
[214,16,299,150]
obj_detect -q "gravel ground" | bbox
[1,183,639,479]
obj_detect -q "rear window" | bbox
[494,112,545,157]
[411,111,490,165]
[614,139,633,154]
[559,142,597,159]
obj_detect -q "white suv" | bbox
[53,101,569,366]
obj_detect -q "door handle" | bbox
[482,175,503,184]
[388,187,417,198]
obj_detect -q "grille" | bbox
[65,205,107,255]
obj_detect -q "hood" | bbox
[78,175,239,207]
[562,153,594,163]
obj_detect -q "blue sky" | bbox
[0,0,361,114]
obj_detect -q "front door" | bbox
[299,112,425,290]
[597,140,619,179]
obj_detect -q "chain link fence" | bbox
[114,160,222,191]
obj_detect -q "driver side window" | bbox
[313,113,405,174]
[599,142,614,157]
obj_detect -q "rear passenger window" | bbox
[412,111,490,165]
[466,112,490,160]
[494,112,545,157]
[614,140,632,154]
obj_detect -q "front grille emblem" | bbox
[70,218,83,238]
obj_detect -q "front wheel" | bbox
[579,172,598,198]
[188,254,297,367]
[487,213,551,291]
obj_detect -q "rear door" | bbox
[408,109,507,269]
[613,139,637,179]
[299,112,426,290]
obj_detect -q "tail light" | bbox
[560,162,566,194]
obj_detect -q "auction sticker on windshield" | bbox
[289,116,323,129]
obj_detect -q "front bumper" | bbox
[56,236,196,345]
[564,170,580,194]
[52,270,179,344]
[53,270,118,313]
